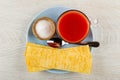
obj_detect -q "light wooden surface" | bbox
[0,0,120,80]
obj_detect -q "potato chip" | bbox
[25,42,92,73]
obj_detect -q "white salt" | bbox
[94,19,98,24]
[35,20,54,39]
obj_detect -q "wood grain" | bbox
[0,0,120,80]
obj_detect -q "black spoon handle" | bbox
[78,41,100,47]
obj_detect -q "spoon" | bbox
[48,38,100,48]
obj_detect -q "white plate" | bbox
[26,6,93,74]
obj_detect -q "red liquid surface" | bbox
[57,10,90,43]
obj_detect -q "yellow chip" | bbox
[25,42,92,73]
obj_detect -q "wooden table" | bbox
[0,0,120,80]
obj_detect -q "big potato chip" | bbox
[25,42,92,73]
